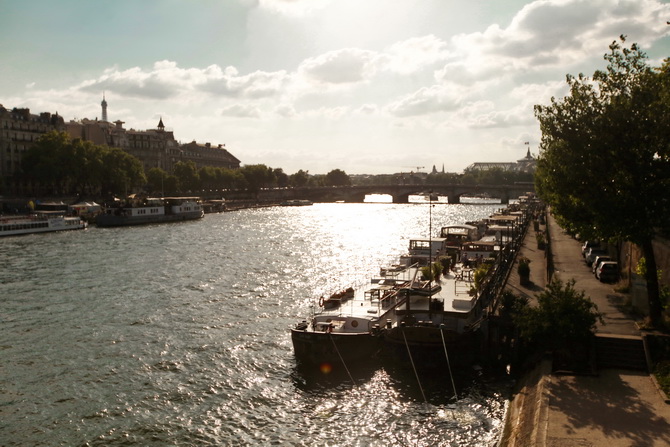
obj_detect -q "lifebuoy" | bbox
[318,296,325,307]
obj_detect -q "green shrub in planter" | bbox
[518,257,531,285]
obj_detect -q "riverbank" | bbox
[499,211,670,447]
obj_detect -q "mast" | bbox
[428,191,433,319]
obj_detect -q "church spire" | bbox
[157,116,165,130]
[101,92,108,122]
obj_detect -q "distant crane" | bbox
[402,166,424,172]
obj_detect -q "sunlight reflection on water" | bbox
[1,202,507,446]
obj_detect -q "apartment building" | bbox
[0,105,65,194]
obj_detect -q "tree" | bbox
[147,167,168,194]
[198,166,218,191]
[218,168,245,190]
[240,164,274,192]
[21,131,71,194]
[515,279,603,356]
[273,168,289,188]
[22,131,146,197]
[99,146,147,196]
[173,160,200,192]
[289,169,310,187]
[325,169,350,186]
[534,37,670,326]
[308,174,326,187]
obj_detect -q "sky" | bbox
[1,0,668,175]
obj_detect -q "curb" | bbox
[650,372,670,404]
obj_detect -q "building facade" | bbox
[2,98,241,195]
[65,98,241,174]
[0,105,65,194]
[465,148,537,173]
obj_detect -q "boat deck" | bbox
[313,263,478,321]
[315,282,405,320]
[394,265,477,314]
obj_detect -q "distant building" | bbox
[65,96,241,173]
[1,97,242,195]
[101,93,108,122]
[465,147,536,173]
[0,104,65,194]
[180,140,241,170]
[431,164,446,175]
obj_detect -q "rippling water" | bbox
[1,203,508,446]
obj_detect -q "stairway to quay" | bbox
[499,211,670,447]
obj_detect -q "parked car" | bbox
[585,248,607,266]
[592,255,612,274]
[596,261,619,282]
[581,240,600,257]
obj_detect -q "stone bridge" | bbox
[217,183,534,204]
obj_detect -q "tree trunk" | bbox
[641,238,663,326]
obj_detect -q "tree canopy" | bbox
[21,131,146,197]
[325,169,351,186]
[516,279,602,346]
[534,37,670,325]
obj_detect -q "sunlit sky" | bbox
[1,0,668,175]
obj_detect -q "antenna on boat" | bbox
[428,190,435,319]
[428,190,438,266]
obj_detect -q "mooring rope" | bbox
[440,326,458,400]
[329,334,356,386]
[402,329,427,403]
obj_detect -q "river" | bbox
[1,202,508,446]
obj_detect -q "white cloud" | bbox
[220,104,261,118]
[254,0,331,17]
[199,66,290,98]
[298,48,379,85]
[355,104,379,115]
[78,62,290,101]
[386,84,464,117]
[4,0,669,174]
[274,103,297,117]
[382,35,451,75]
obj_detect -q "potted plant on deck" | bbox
[439,256,451,275]
[518,257,531,286]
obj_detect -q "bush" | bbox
[473,263,492,291]
[438,256,451,273]
[654,360,670,396]
[421,262,443,281]
[514,278,603,353]
[517,257,530,276]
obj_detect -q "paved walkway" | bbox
[502,211,670,447]
[548,214,639,336]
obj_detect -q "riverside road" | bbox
[502,211,670,447]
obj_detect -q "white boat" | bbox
[290,264,439,367]
[381,262,486,366]
[439,224,481,247]
[281,199,313,206]
[96,196,204,227]
[381,210,523,366]
[398,237,449,267]
[0,212,87,237]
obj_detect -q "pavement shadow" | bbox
[546,371,670,447]
[523,281,544,294]
[604,291,646,319]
